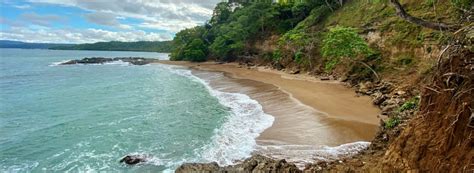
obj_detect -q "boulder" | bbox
[119,155,147,165]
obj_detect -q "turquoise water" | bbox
[0,49,273,172]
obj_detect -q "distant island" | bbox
[0,40,75,49]
[50,41,173,53]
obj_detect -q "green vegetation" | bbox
[170,26,208,62]
[51,41,173,52]
[321,26,372,71]
[399,96,420,112]
[170,1,333,62]
[385,117,400,129]
[168,0,466,83]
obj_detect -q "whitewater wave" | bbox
[256,141,371,168]
[161,64,275,166]
[49,60,72,66]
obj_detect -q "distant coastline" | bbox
[49,40,173,53]
[0,40,74,49]
[0,40,172,53]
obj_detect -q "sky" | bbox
[0,0,221,43]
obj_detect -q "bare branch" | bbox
[389,0,460,31]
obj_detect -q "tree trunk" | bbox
[389,0,459,31]
[325,0,334,12]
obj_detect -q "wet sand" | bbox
[157,61,381,163]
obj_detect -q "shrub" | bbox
[321,26,372,71]
[294,50,304,64]
[272,49,282,62]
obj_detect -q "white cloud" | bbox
[84,12,131,30]
[28,0,220,32]
[2,0,222,43]
[13,4,32,9]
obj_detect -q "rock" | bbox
[176,155,301,173]
[339,75,349,82]
[274,63,284,70]
[381,104,398,115]
[320,76,331,80]
[375,82,393,94]
[119,155,147,165]
[290,70,300,74]
[358,81,374,94]
[59,57,159,65]
[395,90,406,96]
[372,92,387,105]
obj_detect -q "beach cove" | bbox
[159,61,381,166]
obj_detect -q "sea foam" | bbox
[162,64,275,166]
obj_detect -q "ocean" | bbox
[0,49,274,172]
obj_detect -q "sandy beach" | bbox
[158,60,381,163]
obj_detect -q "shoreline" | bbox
[159,61,380,123]
[158,60,381,166]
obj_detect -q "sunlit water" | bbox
[0,49,273,172]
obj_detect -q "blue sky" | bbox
[0,0,221,43]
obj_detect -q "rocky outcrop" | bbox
[119,155,147,165]
[60,57,160,65]
[176,155,301,173]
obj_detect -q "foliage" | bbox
[294,50,304,64]
[272,49,282,62]
[450,0,472,9]
[170,1,325,62]
[170,26,208,62]
[321,26,372,71]
[51,41,173,52]
[399,96,420,112]
[385,117,400,129]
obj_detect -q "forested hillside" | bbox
[170,0,471,84]
[0,40,75,49]
[51,41,173,52]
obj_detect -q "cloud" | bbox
[13,4,32,9]
[20,12,66,26]
[2,0,222,43]
[28,0,220,32]
[0,26,173,43]
[84,12,131,29]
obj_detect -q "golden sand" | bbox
[158,61,380,146]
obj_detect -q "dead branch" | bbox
[389,0,460,31]
[424,86,441,94]
[356,61,380,81]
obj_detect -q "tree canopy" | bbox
[169,0,326,62]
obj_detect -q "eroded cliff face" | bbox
[381,30,474,172]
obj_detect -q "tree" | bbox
[210,2,232,25]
